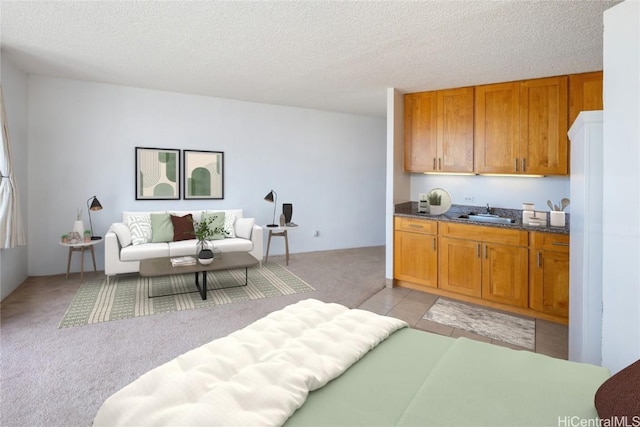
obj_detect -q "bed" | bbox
[93,299,612,426]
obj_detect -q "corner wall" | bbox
[602,0,640,374]
[385,88,409,283]
[27,76,386,276]
[0,57,29,301]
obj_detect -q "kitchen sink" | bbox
[458,214,515,224]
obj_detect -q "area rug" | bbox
[59,262,315,328]
[423,298,535,350]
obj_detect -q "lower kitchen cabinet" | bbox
[482,243,528,308]
[439,223,528,307]
[394,217,569,323]
[529,232,570,319]
[394,217,438,289]
[438,237,482,297]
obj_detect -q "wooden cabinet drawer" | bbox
[394,217,437,235]
[531,232,569,253]
[439,222,528,246]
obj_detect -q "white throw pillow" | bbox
[223,211,237,238]
[235,218,255,240]
[110,222,132,247]
[128,214,152,245]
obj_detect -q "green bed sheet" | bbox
[285,328,610,427]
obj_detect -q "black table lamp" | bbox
[87,196,103,239]
[264,190,278,227]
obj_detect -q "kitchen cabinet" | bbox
[393,217,438,289]
[475,77,568,175]
[529,232,570,319]
[569,71,603,126]
[474,82,521,174]
[404,87,474,173]
[439,223,529,308]
[520,76,568,175]
[404,92,437,172]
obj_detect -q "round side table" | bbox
[264,225,298,265]
[59,238,103,281]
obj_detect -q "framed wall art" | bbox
[183,150,224,199]
[135,147,180,200]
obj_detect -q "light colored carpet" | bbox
[1,246,385,427]
[59,262,315,328]
[424,298,535,349]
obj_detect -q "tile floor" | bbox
[358,286,568,359]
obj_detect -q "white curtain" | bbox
[0,84,26,248]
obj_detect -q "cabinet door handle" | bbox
[433,237,437,251]
[477,243,481,258]
[514,158,519,172]
[433,158,437,170]
[484,244,488,259]
[552,242,569,247]
[438,158,442,170]
[408,224,423,229]
[522,158,526,172]
[537,252,542,268]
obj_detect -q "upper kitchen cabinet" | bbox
[404,91,437,172]
[404,87,474,173]
[520,76,568,175]
[474,82,521,174]
[436,87,474,172]
[475,77,568,175]
[569,71,603,126]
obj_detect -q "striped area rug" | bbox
[59,262,315,328]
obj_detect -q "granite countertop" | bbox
[395,202,569,235]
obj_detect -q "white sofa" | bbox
[104,209,263,281]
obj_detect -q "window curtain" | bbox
[0,84,26,249]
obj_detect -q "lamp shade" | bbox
[88,196,103,211]
[264,191,275,203]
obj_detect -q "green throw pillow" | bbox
[201,212,226,240]
[150,213,174,243]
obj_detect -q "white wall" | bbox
[602,0,640,374]
[27,76,386,276]
[385,88,410,283]
[410,174,570,213]
[0,57,29,300]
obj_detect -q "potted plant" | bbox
[193,217,227,264]
[427,190,444,215]
[84,229,92,242]
[61,234,69,244]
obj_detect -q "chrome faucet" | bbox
[485,203,491,214]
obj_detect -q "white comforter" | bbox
[93,299,408,426]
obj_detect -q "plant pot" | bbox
[428,204,445,215]
[198,249,214,265]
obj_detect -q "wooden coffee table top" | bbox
[139,252,259,277]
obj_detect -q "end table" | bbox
[264,225,298,265]
[59,238,103,281]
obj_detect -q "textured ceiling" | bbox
[0,0,620,117]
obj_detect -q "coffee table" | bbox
[139,252,259,300]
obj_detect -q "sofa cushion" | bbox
[169,238,253,257]
[150,213,174,243]
[235,217,255,240]
[120,242,170,261]
[223,211,237,238]
[110,223,132,247]
[170,214,195,241]
[201,212,226,240]
[128,214,152,246]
